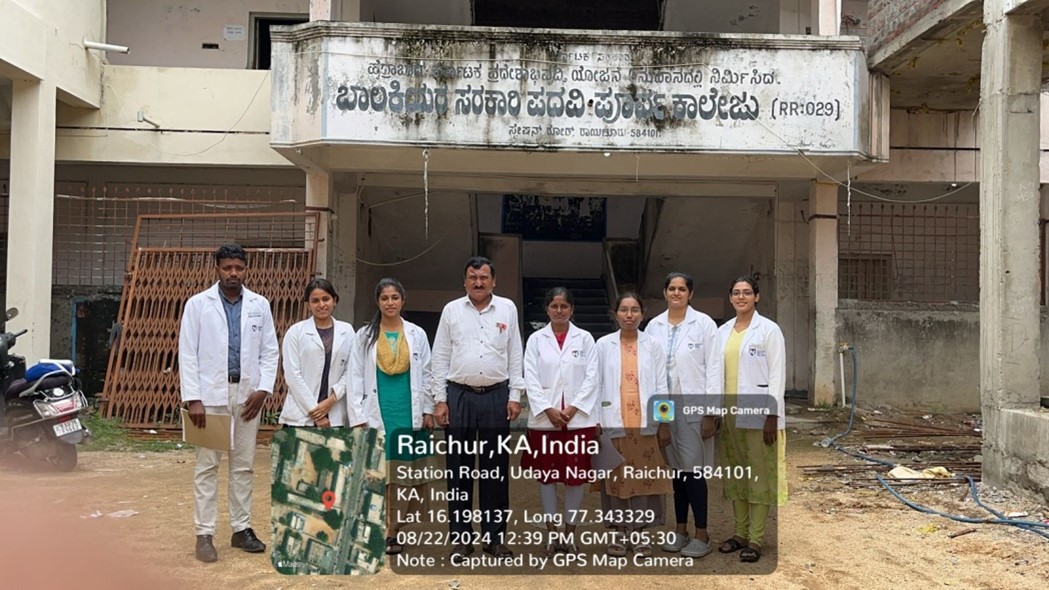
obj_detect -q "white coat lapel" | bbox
[669,315,690,357]
[738,313,764,361]
[537,325,559,361]
[558,324,580,359]
[333,321,350,358]
[608,331,622,393]
[305,316,325,351]
[207,286,227,332]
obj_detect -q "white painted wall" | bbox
[106,0,311,69]
[7,66,286,168]
[105,0,470,69]
[0,0,104,107]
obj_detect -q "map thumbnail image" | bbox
[271,427,387,575]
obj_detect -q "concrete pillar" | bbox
[1040,186,1049,304]
[309,0,362,21]
[810,0,840,35]
[306,170,333,278]
[775,198,811,394]
[331,180,359,324]
[5,79,56,363]
[779,0,807,35]
[808,181,838,405]
[980,1,1043,487]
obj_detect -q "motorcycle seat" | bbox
[4,374,72,399]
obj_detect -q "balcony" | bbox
[270,22,883,181]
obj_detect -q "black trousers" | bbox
[445,382,511,545]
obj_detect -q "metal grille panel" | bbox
[838,202,979,303]
[53,183,304,287]
[102,213,318,430]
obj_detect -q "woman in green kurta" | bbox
[350,278,436,555]
[716,276,787,564]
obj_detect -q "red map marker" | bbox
[321,490,336,511]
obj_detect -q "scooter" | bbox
[0,307,91,471]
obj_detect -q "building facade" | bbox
[2,1,1047,496]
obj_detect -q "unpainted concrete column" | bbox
[309,0,362,21]
[809,0,840,35]
[775,199,810,394]
[5,79,56,363]
[330,179,359,324]
[980,1,1043,487]
[1040,186,1049,303]
[808,181,838,405]
[306,170,333,279]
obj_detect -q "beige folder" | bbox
[181,409,233,451]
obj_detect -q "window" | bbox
[839,255,893,301]
[250,14,309,70]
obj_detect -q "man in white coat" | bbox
[179,244,279,563]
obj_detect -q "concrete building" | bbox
[1,1,1047,498]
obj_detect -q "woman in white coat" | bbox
[279,279,353,428]
[594,292,672,557]
[645,272,722,559]
[522,287,600,556]
[348,278,434,555]
[716,275,787,564]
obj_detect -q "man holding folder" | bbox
[179,244,279,563]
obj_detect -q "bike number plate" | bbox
[53,418,82,437]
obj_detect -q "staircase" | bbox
[522,278,614,342]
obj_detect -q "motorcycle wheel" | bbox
[49,444,77,471]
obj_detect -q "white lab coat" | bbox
[348,320,434,431]
[523,322,600,430]
[717,311,786,430]
[278,317,354,426]
[178,283,279,407]
[645,307,724,413]
[645,307,724,469]
[594,330,668,438]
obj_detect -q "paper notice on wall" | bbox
[223,25,246,41]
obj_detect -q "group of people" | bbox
[178,244,787,567]
[528,273,787,564]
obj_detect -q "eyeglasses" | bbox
[731,290,755,297]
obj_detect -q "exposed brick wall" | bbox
[868,0,951,56]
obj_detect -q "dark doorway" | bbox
[73,298,120,398]
[251,14,309,70]
[473,0,664,30]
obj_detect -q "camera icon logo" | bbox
[653,399,675,423]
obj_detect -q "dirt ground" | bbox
[2,411,1048,590]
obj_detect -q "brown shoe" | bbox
[450,543,475,558]
[483,543,513,558]
[195,535,218,562]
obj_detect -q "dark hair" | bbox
[729,275,760,295]
[214,244,247,265]
[464,256,495,278]
[303,278,339,303]
[366,278,406,347]
[613,291,644,313]
[544,287,574,309]
[663,272,694,293]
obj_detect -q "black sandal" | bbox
[718,537,747,554]
[385,536,404,555]
[740,544,761,563]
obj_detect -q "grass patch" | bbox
[81,407,188,453]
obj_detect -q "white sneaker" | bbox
[660,532,690,552]
[680,537,713,558]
